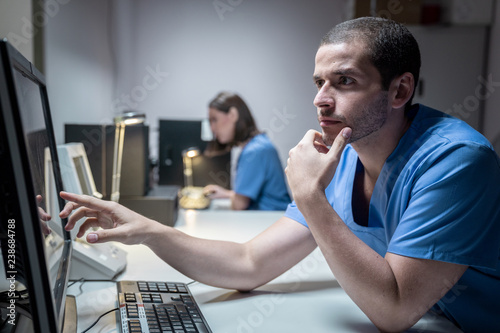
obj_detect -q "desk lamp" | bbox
[110,111,146,202]
[179,147,210,209]
[182,147,200,187]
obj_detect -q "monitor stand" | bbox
[62,295,77,333]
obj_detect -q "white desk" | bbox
[71,209,462,333]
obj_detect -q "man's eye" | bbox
[340,76,354,85]
[315,80,324,89]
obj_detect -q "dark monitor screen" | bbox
[0,40,72,332]
[158,119,231,188]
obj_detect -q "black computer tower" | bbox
[64,123,150,199]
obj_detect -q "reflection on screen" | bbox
[73,156,92,195]
[12,69,63,295]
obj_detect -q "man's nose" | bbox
[313,84,334,109]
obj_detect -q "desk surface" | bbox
[71,208,462,333]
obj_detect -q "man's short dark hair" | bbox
[321,17,421,110]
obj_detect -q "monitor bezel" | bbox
[0,39,72,332]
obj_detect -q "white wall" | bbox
[41,0,500,167]
[410,25,488,131]
[42,0,352,167]
[45,0,115,144]
[109,0,350,166]
[0,0,33,61]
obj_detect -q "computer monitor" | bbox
[158,119,231,188]
[0,40,75,332]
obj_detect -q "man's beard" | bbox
[321,92,389,146]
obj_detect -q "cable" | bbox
[0,289,28,302]
[66,279,119,331]
[67,278,85,288]
[0,302,31,318]
[80,307,119,333]
[67,279,116,297]
[68,278,118,284]
[67,278,86,297]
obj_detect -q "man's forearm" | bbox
[296,192,422,331]
[141,217,317,292]
[142,222,260,290]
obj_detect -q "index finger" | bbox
[327,127,352,157]
[59,191,109,213]
[299,130,330,153]
[299,129,322,144]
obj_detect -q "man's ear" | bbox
[229,106,239,122]
[390,72,415,109]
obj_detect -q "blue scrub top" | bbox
[285,105,500,332]
[234,133,290,210]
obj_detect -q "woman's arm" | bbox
[204,184,251,210]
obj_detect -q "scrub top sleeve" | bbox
[234,145,268,200]
[388,144,500,269]
[284,201,308,227]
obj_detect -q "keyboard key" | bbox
[195,322,210,333]
[175,304,188,314]
[128,319,142,333]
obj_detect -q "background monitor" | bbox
[45,142,102,240]
[55,142,101,199]
[158,119,231,188]
[0,40,74,332]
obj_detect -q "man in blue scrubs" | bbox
[61,17,500,332]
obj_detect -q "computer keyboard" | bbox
[117,280,212,333]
